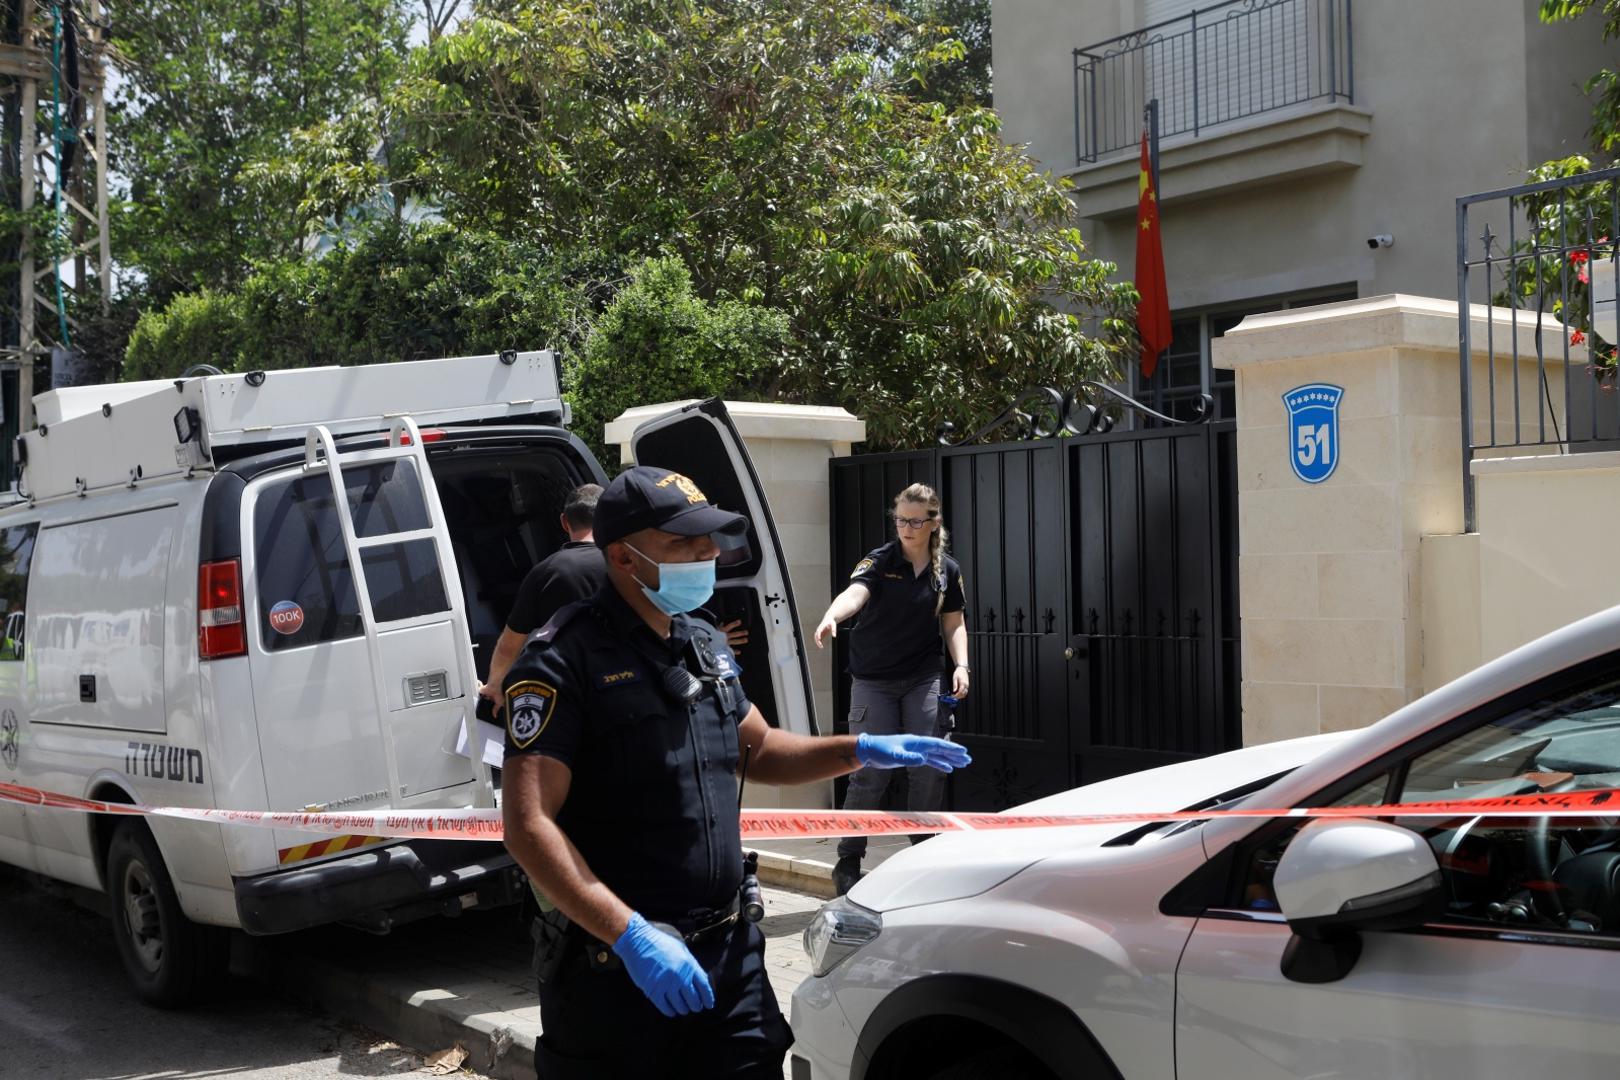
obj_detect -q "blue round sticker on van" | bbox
[268,600,305,636]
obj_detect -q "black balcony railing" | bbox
[1074,0,1354,165]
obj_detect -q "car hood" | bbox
[848,731,1351,912]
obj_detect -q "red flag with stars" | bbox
[1134,131,1171,380]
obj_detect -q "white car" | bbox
[791,605,1620,1079]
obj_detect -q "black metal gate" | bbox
[828,389,1241,810]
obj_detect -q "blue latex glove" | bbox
[856,732,972,772]
[612,913,715,1018]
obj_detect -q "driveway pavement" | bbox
[269,883,826,1079]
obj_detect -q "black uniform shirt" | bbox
[502,585,752,922]
[506,541,608,635]
[845,540,966,680]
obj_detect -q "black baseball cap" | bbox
[593,466,749,548]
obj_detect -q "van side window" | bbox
[253,474,364,651]
[0,524,37,660]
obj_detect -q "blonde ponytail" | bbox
[894,483,949,615]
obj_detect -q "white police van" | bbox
[0,350,815,1004]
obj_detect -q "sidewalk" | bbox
[269,884,826,1080]
[753,834,912,896]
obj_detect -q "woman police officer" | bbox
[814,482,969,896]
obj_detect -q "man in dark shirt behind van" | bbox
[478,484,606,715]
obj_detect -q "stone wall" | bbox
[1216,294,1571,742]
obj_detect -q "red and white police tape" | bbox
[3,779,1619,841]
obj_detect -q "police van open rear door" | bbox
[631,400,817,738]
[243,417,489,866]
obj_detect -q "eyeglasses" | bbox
[894,515,935,529]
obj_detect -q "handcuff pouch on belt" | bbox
[531,906,579,985]
[531,908,629,980]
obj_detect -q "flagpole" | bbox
[1145,99,1160,195]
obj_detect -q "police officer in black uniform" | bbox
[501,466,971,1079]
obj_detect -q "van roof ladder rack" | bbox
[15,350,562,503]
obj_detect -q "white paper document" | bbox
[456,715,506,769]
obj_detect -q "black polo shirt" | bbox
[502,585,751,921]
[845,540,966,680]
[505,541,607,634]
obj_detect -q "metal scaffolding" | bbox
[0,0,110,434]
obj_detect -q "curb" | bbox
[754,848,836,899]
[268,947,540,1080]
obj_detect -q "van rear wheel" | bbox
[106,821,226,1006]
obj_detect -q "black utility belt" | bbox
[637,896,741,943]
[572,897,742,973]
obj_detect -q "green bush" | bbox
[568,256,791,464]
[123,222,589,380]
[124,290,246,381]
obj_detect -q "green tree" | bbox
[569,255,791,463]
[124,221,588,381]
[891,0,991,108]
[373,0,1128,448]
[1541,1,1620,153]
[1498,3,1620,375]
[109,0,415,301]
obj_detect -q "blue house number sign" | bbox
[1283,383,1343,484]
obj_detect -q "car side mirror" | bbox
[1274,818,1446,984]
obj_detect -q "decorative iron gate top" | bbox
[937,383,1213,447]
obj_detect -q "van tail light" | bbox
[198,559,247,660]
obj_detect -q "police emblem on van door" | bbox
[506,680,557,749]
[1283,383,1344,485]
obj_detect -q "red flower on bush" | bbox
[1571,329,1588,346]
[1579,269,1591,285]
[1572,248,1590,266]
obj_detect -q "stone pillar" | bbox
[1214,294,1565,743]
[603,401,866,808]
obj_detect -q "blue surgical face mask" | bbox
[623,541,717,615]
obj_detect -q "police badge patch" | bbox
[506,680,558,749]
[851,558,875,579]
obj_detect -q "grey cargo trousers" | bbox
[836,670,946,861]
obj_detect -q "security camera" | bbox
[1367,233,1394,249]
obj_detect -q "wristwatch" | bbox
[954,664,971,672]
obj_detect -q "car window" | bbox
[253,473,364,651]
[0,524,37,660]
[1235,670,1620,936]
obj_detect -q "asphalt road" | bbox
[0,864,492,1080]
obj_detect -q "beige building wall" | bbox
[991,0,1610,309]
[1216,294,1570,743]
[603,401,866,809]
[1422,452,1620,692]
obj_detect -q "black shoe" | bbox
[832,857,863,897]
